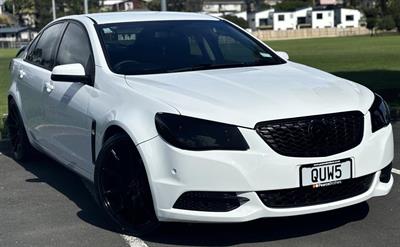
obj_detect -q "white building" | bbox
[273,7,312,31]
[207,5,361,31]
[273,12,296,30]
[203,0,244,14]
[318,0,339,5]
[294,7,312,27]
[227,9,274,28]
[255,9,275,27]
[102,0,125,10]
[0,26,37,42]
[312,9,335,28]
[335,8,361,28]
[0,0,3,15]
[101,0,145,11]
[264,0,281,6]
[234,11,247,20]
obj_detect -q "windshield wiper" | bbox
[167,62,262,73]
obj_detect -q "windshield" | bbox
[98,20,285,75]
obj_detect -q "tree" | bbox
[222,15,249,29]
[185,0,204,12]
[364,8,379,35]
[34,0,52,30]
[4,0,100,29]
[257,2,271,11]
[0,15,13,25]
[379,0,389,15]
[4,0,35,27]
[146,0,161,10]
[146,0,184,11]
[170,0,186,11]
[274,0,312,12]
[342,0,362,8]
[389,0,400,32]
[60,0,100,16]
[377,15,396,30]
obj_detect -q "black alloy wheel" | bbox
[94,133,159,236]
[7,99,34,161]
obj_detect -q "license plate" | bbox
[300,159,352,187]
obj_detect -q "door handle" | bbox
[19,70,26,79]
[45,81,55,93]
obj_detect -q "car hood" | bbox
[125,62,374,128]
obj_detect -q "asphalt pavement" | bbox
[0,123,399,247]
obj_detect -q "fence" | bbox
[252,27,370,41]
[0,27,372,48]
[0,41,29,49]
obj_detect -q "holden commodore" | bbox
[7,12,393,235]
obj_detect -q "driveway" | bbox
[0,123,399,247]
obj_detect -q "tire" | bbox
[7,99,35,161]
[94,133,159,236]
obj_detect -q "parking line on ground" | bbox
[392,168,400,175]
[120,234,148,247]
[80,180,147,247]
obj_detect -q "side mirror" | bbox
[51,63,89,83]
[275,51,289,60]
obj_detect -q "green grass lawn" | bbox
[0,48,17,137]
[267,35,400,106]
[0,48,17,118]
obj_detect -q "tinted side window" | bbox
[30,23,64,69]
[25,34,40,61]
[56,22,94,77]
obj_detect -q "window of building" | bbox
[317,13,323,19]
[346,15,354,21]
[259,18,269,26]
[278,15,284,21]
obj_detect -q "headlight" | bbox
[155,113,249,151]
[369,94,391,133]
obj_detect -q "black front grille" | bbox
[257,174,374,208]
[256,111,364,157]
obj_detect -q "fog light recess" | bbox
[173,191,249,212]
[380,163,392,183]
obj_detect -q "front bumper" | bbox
[137,118,394,223]
[156,172,392,223]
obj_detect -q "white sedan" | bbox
[7,12,393,235]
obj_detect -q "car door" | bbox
[41,21,95,174]
[17,22,66,146]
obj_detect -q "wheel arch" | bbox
[8,88,21,112]
[102,124,128,145]
[7,92,28,135]
[98,122,155,169]
[96,122,160,218]
[100,124,146,165]
[8,94,14,104]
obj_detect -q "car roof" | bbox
[84,11,219,24]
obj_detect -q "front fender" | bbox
[89,77,179,162]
